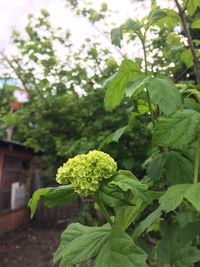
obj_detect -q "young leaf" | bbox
[146,77,182,115]
[121,19,142,32]
[94,225,147,267]
[147,8,179,29]
[98,179,132,207]
[104,59,140,110]
[147,8,167,25]
[28,185,76,218]
[153,110,200,150]
[111,170,151,202]
[28,188,49,218]
[99,125,129,149]
[125,75,151,97]
[53,223,110,266]
[111,27,122,47]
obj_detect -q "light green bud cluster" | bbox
[56,150,117,196]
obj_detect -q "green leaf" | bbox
[28,188,49,218]
[153,110,200,150]
[191,18,200,29]
[181,49,193,67]
[121,19,142,32]
[126,76,182,115]
[147,8,167,24]
[184,0,200,16]
[111,27,122,47]
[146,153,166,181]
[159,184,188,212]
[165,151,193,184]
[53,223,110,266]
[28,185,76,218]
[99,125,129,149]
[114,199,146,230]
[147,77,182,115]
[184,183,200,211]
[146,8,178,29]
[94,225,147,267]
[159,183,200,212]
[156,222,200,267]
[111,170,151,202]
[125,75,151,97]
[98,179,132,207]
[104,59,140,110]
[132,208,162,239]
[146,151,193,184]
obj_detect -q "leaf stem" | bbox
[141,37,156,127]
[194,134,200,184]
[94,193,113,226]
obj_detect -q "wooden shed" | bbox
[0,139,36,235]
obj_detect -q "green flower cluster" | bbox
[56,150,117,196]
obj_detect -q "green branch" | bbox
[141,37,156,127]
[94,193,113,226]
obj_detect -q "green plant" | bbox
[28,0,200,266]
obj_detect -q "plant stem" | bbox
[141,38,156,127]
[194,134,200,184]
[94,193,113,226]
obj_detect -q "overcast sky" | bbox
[0,0,174,59]
[0,0,146,51]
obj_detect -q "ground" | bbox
[0,223,64,267]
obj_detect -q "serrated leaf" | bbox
[99,125,129,149]
[94,225,147,267]
[157,222,200,267]
[147,77,182,115]
[153,110,200,150]
[146,153,166,181]
[28,185,76,218]
[111,27,122,47]
[165,151,193,184]
[159,184,188,212]
[147,151,193,183]
[147,8,167,24]
[111,170,151,202]
[184,183,200,211]
[146,8,178,29]
[121,19,142,32]
[104,59,140,110]
[98,179,132,208]
[160,183,200,212]
[125,75,151,97]
[53,223,110,266]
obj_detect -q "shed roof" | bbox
[0,139,35,153]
